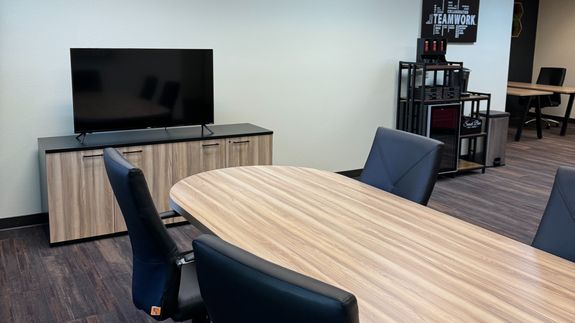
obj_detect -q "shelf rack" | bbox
[459,91,491,174]
[396,61,490,175]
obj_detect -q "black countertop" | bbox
[38,123,273,153]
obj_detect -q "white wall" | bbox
[0,0,513,218]
[448,0,514,111]
[532,0,575,118]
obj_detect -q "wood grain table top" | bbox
[460,94,490,101]
[170,166,575,322]
[507,86,554,97]
[508,81,575,94]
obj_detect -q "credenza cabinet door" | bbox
[226,135,273,167]
[114,144,173,231]
[172,139,226,182]
[46,149,115,243]
[171,139,226,223]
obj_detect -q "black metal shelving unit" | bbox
[396,61,464,134]
[396,61,490,175]
[397,61,463,174]
[459,92,491,173]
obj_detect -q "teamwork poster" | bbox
[421,0,480,43]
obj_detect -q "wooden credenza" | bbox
[38,124,273,243]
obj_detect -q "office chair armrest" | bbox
[175,250,195,267]
[159,210,179,220]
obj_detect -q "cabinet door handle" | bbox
[232,140,250,144]
[82,153,104,158]
[202,143,220,147]
[123,150,143,155]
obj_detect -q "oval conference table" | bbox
[170,166,575,322]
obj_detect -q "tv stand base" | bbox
[75,132,87,144]
[201,124,214,136]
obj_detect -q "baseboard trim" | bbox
[0,212,48,231]
[337,169,363,178]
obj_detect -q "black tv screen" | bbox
[70,48,214,133]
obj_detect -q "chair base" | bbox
[524,118,560,129]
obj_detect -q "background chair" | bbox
[360,127,443,205]
[525,67,567,128]
[531,166,575,262]
[193,234,360,323]
[103,148,208,322]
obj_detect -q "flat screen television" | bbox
[70,48,214,133]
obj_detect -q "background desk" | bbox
[506,86,553,141]
[170,166,575,322]
[508,81,575,136]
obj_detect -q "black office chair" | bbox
[193,234,360,323]
[359,127,443,205]
[531,166,575,262]
[525,67,567,128]
[103,148,208,322]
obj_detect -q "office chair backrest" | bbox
[532,166,575,262]
[103,148,180,319]
[360,127,443,205]
[193,235,360,323]
[537,67,567,106]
